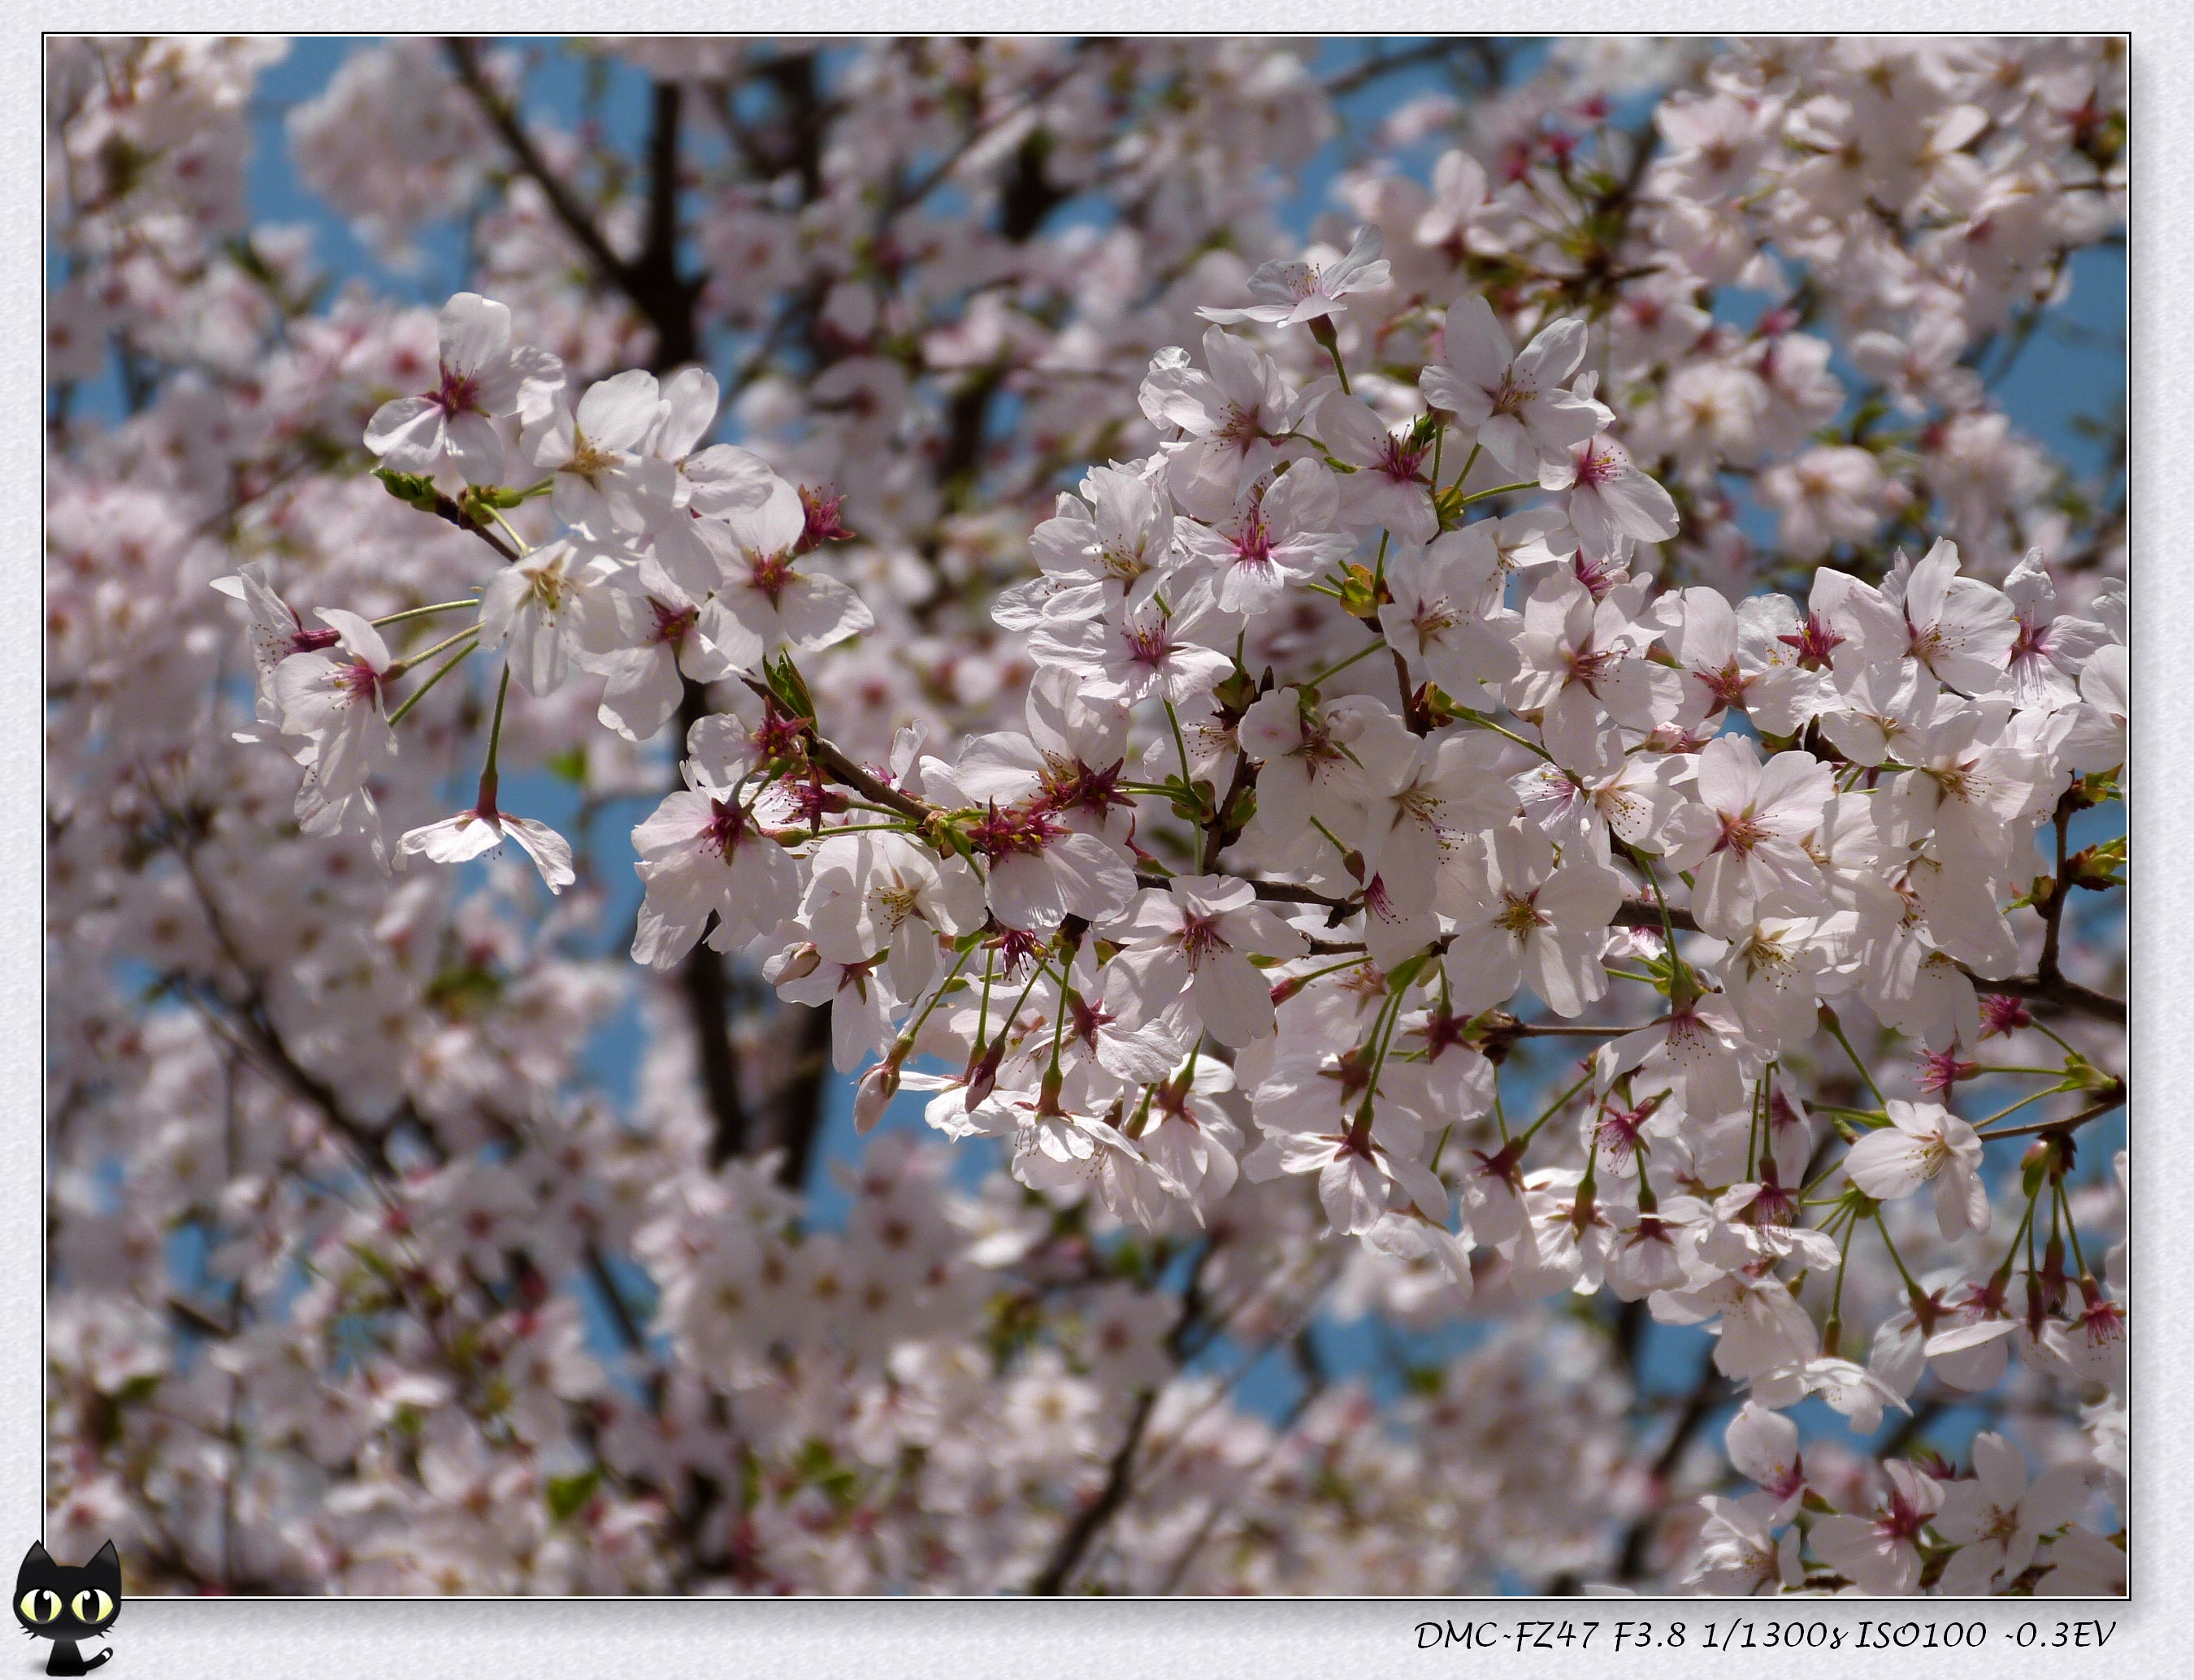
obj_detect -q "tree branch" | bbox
[1320,38,1480,97]
[1025,1388,1156,1596]
[444,39,635,295]
[444,39,702,368]
[1960,966,2126,1026]
[1982,1085,2126,1141]
[678,678,757,1168]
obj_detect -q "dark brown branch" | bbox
[812,738,930,821]
[1199,744,1256,875]
[1025,1242,1225,1595]
[1608,1361,1732,1586]
[423,487,518,561]
[446,50,756,1174]
[444,40,634,293]
[584,1241,666,1414]
[1320,37,1480,97]
[1605,882,2125,1027]
[678,678,756,1168]
[1615,900,1698,934]
[2039,788,2075,984]
[1140,872,1355,912]
[443,39,702,369]
[1960,967,2126,1026]
[754,1005,835,1191]
[635,77,701,369]
[1983,1085,2126,1141]
[1025,1388,1156,1596]
[735,674,932,821]
[167,1296,236,1340]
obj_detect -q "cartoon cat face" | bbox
[13,1542,121,1643]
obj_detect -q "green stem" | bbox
[385,622,481,681]
[2054,1181,2092,1279]
[1044,959,1075,1085]
[2031,1020,2078,1056]
[1289,955,1377,990]
[1308,815,1355,866]
[1304,636,1388,688]
[1828,1216,1857,1325]
[1874,1212,1921,1295]
[1994,1190,2042,1285]
[1623,846,1692,994]
[1321,339,1351,394]
[371,598,480,629]
[1824,1012,1888,1108]
[476,662,512,806]
[1516,1068,1596,1150]
[972,950,997,1057]
[1162,697,1196,790]
[1348,988,1407,1145]
[1974,1085,2074,1131]
[1456,478,1537,507]
[1457,708,1554,763]
[384,633,479,728]
[900,945,977,1045]
[1442,440,1481,498]
[487,505,531,556]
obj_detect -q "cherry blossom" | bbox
[46,33,2126,1602]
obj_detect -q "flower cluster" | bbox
[48,35,2124,1596]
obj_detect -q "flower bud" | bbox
[964,1033,1008,1111]
[2020,1138,2052,1198]
[855,1061,899,1134]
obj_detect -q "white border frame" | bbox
[16,9,2179,1674]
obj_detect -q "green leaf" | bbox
[545,1470,600,1523]
[372,468,442,512]
[1384,953,1430,994]
[768,654,817,721]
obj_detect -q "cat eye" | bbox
[16,1588,60,1623]
[71,1590,114,1622]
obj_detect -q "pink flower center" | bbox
[1037,756,1126,820]
[1563,643,1619,693]
[1714,809,1767,855]
[1122,621,1173,669]
[1572,440,1625,487]
[1177,911,1229,970]
[650,600,696,647]
[747,552,797,605]
[1377,434,1429,485]
[703,798,754,858]
[431,362,482,416]
[966,803,1064,859]
[1494,889,1546,938]
[336,657,385,704]
[1230,510,1275,568]
[1698,659,1750,710]
[1877,1488,1932,1544]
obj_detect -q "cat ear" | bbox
[20,1540,50,1568]
[87,1541,119,1579]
